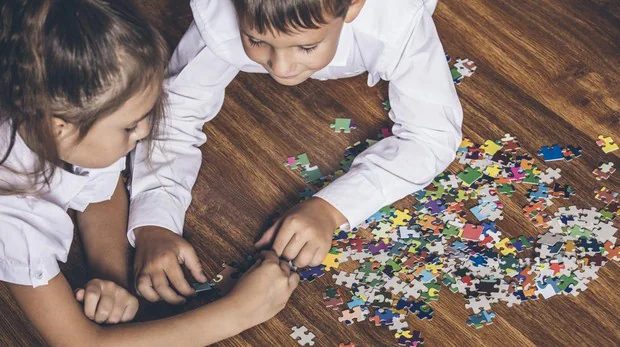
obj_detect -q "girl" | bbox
[0,0,298,345]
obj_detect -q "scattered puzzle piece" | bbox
[596,135,618,153]
[290,326,315,346]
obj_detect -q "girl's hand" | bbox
[75,278,139,324]
[227,250,299,329]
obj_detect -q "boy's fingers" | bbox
[83,288,101,320]
[179,246,207,283]
[281,232,305,261]
[165,264,195,297]
[152,272,185,305]
[136,275,161,302]
[293,243,316,268]
[254,221,279,249]
[272,226,296,257]
[310,245,329,266]
[260,249,280,263]
[94,294,114,323]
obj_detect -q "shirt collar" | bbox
[328,23,354,67]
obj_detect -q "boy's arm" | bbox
[314,8,463,229]
[127,21,240,244]
[76,174,130,287]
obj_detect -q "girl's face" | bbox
[54,83,160,169]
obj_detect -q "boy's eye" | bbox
[125,125,138,133]
[300,45,318,53]
[248,37,264,47]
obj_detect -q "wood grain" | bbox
[1,0,618,346]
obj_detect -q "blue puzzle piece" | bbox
[537,145,564,161]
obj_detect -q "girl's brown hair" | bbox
[232,0,353,35]
[0,0,168,194]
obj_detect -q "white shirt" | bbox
[128,0,462,243]
[0,122,125,287]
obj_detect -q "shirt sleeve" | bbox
[0,195,73,287]
[314,9,463,229]
[127,21,240,246]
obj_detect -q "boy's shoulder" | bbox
[190,0,241,47]
[352,0,428,42]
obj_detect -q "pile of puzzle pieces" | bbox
[283,131,618,343]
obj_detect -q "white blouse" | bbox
[0,121,125,287]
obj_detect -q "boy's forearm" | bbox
[76,175,131,287]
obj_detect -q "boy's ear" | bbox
[344,0,366,23]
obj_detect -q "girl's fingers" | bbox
[94,293,115,323]
[135,274,161,302]
[120,298,140,322]
[83,287,102,320]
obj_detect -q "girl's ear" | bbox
[50,116,74,141]
[344,0,366,23]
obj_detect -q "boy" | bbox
[129,0,462,304]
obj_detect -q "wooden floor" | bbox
[1,0,619,346]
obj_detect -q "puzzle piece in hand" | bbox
[212,263,242,295]
[330,118,357,133]
[290,326,315,346]
[593,162,615,180]
[596,135,618,153]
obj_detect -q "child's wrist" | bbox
[218,294,253,333]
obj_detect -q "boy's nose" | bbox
[269,50,297,78]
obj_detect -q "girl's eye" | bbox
[248,38,263,47]
[300,45,318,54]
[125,125,138,133]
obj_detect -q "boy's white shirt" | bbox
[127,0,462,245]
[0,122,125,287]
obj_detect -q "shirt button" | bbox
[35,271,43,280]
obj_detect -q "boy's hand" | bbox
[254,197,346,267]
[133,226,207,304]
[75,279,139,324]
[227,250,299,329]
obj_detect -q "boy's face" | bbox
[239,16,346,86]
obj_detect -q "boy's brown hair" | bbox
[232,0,353,34]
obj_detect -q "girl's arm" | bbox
[76,175,130,287]
[7,251,299,346]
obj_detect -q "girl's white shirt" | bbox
[0,121,125,287]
